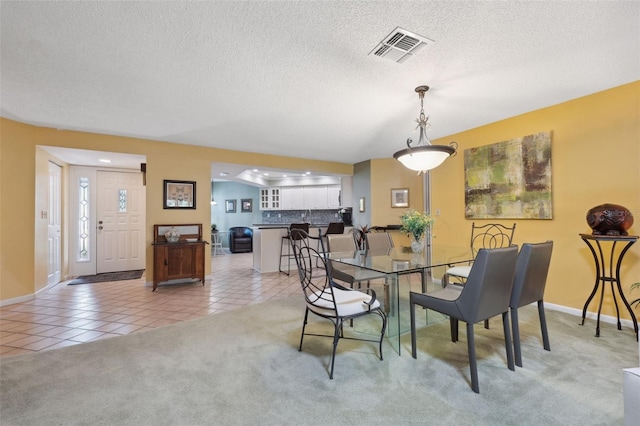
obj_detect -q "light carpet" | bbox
[0,296,637,425]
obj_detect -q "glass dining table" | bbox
[326,244,472,355]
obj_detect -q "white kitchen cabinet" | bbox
[281,187,304,210]
[303,186,328,209]
[259,187,281,210]
[327,185,341,209]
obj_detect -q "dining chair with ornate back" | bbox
[410,245,519,393]
[279,223,310,275]
[290,228,387,379]
[443,222,516,286]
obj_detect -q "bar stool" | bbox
[279,223,309,275]
[317,222,345,251]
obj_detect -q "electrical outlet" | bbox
[267,213,270,218]
[278,214,282,218]
[435,209,441,216]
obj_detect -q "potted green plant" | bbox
[400,209,434,253]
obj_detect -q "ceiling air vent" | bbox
[369,27,433,64]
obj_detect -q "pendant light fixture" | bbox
[393,85,457,173]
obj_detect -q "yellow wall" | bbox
[429,81,640,319]
[0,119,352,301]
[1,81,638,320]
[1,120,36,300]
[370,158,424,246]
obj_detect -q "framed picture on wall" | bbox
[163,180,196,209]
[225,199,236,213]
[241,199,252,213]
[391,188,409,208]
[359,197,365,213]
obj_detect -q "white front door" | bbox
[96,171,145,273]
[47,162,62,286]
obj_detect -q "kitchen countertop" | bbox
[252,223,338,229]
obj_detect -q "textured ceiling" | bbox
[2,1,639,167]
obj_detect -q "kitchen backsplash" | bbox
[261,209,341,225]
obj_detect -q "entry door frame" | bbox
[68,166,146,277]
[47,161,62,286]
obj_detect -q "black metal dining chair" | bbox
[290,229,387,379]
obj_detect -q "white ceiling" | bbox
[2,1,639,174]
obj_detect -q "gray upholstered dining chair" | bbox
[364,231,394,251]
[326,234,387,289]
[443,222,516,286]
[509,241,553,367]
[315,221,345,256]
[290,229,387,379]
[410,245,519,393]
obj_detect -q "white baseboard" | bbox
[0,281,61,307]
[0,293,35,307]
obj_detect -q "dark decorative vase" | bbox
[586,204,634,236]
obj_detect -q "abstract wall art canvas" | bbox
[464,131,552,219]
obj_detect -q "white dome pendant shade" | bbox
[393,85,457,173]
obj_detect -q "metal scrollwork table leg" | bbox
[579,234,638,340]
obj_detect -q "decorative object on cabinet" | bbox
[359,197,365,212]
[391,188,409,208]
[393,85,457,173]
[163,180,196,209]
[225,199,236,213]
[164,226,181,242]
[464,131,552,219]
[152,224,207,291]
[586,203,633,236]
[241,198,253,213]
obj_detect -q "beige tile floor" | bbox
[0,252,301,358]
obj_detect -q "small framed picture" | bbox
[391,188,409,208]
[359,197,365,213]
[163,180,196,209]
[225,199,236,213]
[241,198,252,213]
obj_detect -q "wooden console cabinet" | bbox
[152,224,207,291]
